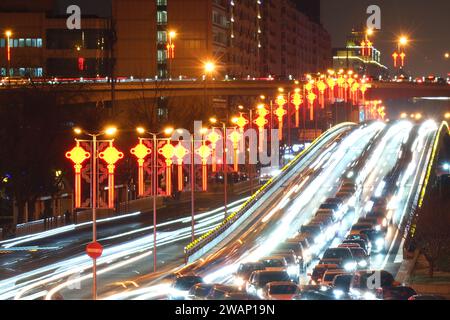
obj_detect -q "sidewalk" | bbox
[407,254,450,298]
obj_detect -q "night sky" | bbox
[321,0,450,77]
[56,0,449,77]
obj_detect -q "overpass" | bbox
[1,80,449,105]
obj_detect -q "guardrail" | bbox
[184,122,356,262]
[405,121,449,245]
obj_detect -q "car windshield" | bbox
[262,259,285,268]
[323,249,352,260]
[238,264,264,274]
[301,225,320,234]
[269,285,298,295]
[350,248,366,258]
[175,277,203,290]
[259,272,290,285]
[352,224,373,231]
[324,273,340,282]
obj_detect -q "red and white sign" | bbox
[86,241,103,260]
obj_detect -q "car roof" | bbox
[266,281,298,287]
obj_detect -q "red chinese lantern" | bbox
[326,77,336,103]
[174,143,189,192]
[228,130,242,172]
[306,91,317,121]
[291,89,303,128]
[206,130,221,173]
[130,139,152,197]
[158,143,176,196]
[317,80,327,109]
[274,94,287,141]
[99,142,124,209]
[196,143,212,191]
[66,141,91,208]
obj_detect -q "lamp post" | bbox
[5,30,12,80]
[203,61,216,110]
[234,106,255,195]
[136,126,174,273]
[210,117,235,218]
[73,126,117,301]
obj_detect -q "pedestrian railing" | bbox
[184,122,356,261]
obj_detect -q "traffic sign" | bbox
[86,241,103,259]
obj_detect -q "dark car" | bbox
[360,229,386,253]
[246,271,292,297]
[206,285,241,300]
[322,248,356,271]
[300,224,323,238]
[332,274,354,293]
[376,286,417,300]
[170,275,204,300]
[234,262,266,288]
[223,292,260,300]
[293,288,336,300]
[409,295,447,300]
[310,263,339,285]
[186,283,215,300]
[342,239,370,255]
[349,270,399,300]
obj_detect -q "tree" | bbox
[412,190,450,278]
[0,84,105,224]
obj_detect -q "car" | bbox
[271,250,300,280]
[321,269,349,286]
[367,211,389,230]
[408,294,447,300]
[346,233,370,244]
[349,270,399,300]
[206,285,241,300]
[310,263,340,285]
[342,239,370,255]
[376,286,417,300]
[276,239,309,268]
[360,229,386,253]
[186,283,215,300]
[347,247,370,269]
[223,292,260,300]
[299,224,324,240]
[350,223,375,235]
[372,198,387,212]
[246,270,292,297]
[332,274,355,299]
[321,248,357,271]
[261,282,300,300]
[170,275,204,300]
[260,256,288,272]
[292,289,336,300]
[233,262,266,289]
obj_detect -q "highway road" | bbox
[0,122,354,300]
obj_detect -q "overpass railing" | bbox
[184,122,356,262]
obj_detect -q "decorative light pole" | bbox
[136,127,174,273]
[70,126,118,300]
[5,30,12,80]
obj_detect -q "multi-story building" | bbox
[333,29,388,78]
[0,0,331,79]
[0,0,111,78]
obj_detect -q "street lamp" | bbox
[5,30,12,79]
[136,126,173,273]
[73,126,118,301]
[444,112,450,120]
[210,117,236,218]
[445,53,449,59]
[204,61,216,76]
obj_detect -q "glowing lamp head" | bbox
[105,127,118,136]
[209,117,218,125]
[399,36,408,46]
[204,61,216,73]
[136,127,146,135]
[445,112,450,120]
[5,30,12,37]
[169,30,177,39]
[366,28,374,36]
[164,127,174,136]
[73,127,83,135]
